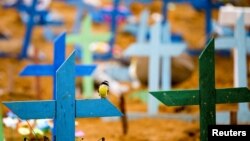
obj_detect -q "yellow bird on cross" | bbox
[98,80,109,98]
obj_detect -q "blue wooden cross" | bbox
[124,10,186,115]
[63,0,94,33]
[94,0,130,60]
[3,51,123,141]
[20,32,96,99]
[19,0,39,59]
[9,0,63,59]
[215,14,250,123]
[93,0,120,60]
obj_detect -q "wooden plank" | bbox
[148,21,161,115]
[247,37,250,47]
[55,51,75,140]
[148,52,160,114]
[150,90,199,106]
[158,44,186,55]
[235,15,248,113]
[162,56,171,91]
[3,101,55,119]
[215,37,236,49]
[150,87,250,106]
[124,44,151,56]
[199,38,216,141]
[54,32,66,69]
[137,10,149,43]
[76,99,123,117]
[66,34,82,44]
[20,0,38,58]
[216,88,250,103]
[21,65,96,76]
[109,0,119,48]
[20,65,54,76]
[75,65,96,76]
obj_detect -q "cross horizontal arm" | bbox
[124,43,151,56]
[20,65,96,76]
[215,37,236,49]
[3,99,123,120]
[88,33,112,42]
[76,99,123,117]
[66,35,82,45]
[216,87,250,104]
[75,65,96,76]
[150,87,250,106]
[150,90,199,106]
[125,43,186,57]
[20,65,54,76]
[158,43,186,56]
[3,101,55,119]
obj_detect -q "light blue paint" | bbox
[124,10,186,115]
[215,14,250,123]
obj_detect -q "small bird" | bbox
[98,80,109,98]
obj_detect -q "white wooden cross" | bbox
[124,10,186,115]
[215,14,250,123]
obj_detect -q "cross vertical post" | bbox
[150,39,250,141]
[162,0,168,24]
[234,14,248,112]
[199,39,216,141]
[110,0,120,47]
[55,51,75,140]
[20,0,38,59]
[94,0,131,60]
[205,0,212,39]
[94,0,121,60]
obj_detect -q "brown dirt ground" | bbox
[0,1,250,141]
